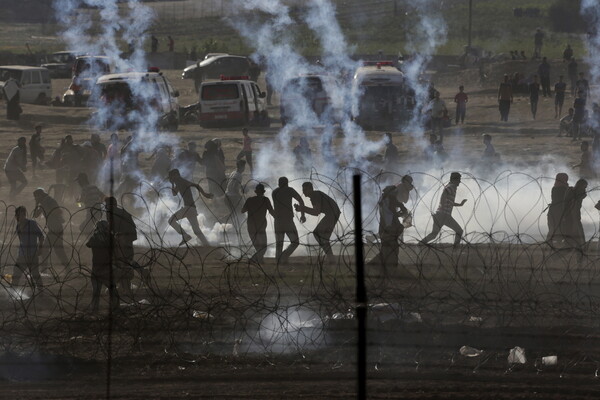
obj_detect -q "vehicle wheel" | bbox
[183,111,199,124]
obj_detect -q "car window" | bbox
[201,84,239,100]
[41,69,50,84]
[0,69,22,81]
[21,71,31,85]
[31,71,41,84]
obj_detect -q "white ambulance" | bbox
[352,61,415,129]
[197,76,269,128]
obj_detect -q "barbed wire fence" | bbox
[1,168,600,378]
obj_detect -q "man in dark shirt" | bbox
[167,169,213,246]
[537,57,551,97]
[242,183,274,263]
[174,141,203,181]
[295,182,341,263]
[383,132,399,173]
[497,75,513,122]
[554,75,567,118]
[572,90,587,141]
[14,206,44,287]
[33,188,69,268]
[529,75,540,120]
[29,124,44,177]
[576,72,590,100]
[272,177,305,264]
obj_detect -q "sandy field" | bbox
[0,59,600,399]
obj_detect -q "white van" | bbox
[198,76,269,127]
[94,68,180,131]
[0,66,52,104]
[352,61,415,129]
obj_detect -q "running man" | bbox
[241,183,274,263]
[420,172,468,247]
[167,169,213,246]
[272,177,306,264]
[295,182,341,263]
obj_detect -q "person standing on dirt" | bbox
[241,183,274,263]
[174,141,203,181]
[374,185,407,270]
[554,75,567,119]
[4,78,22,121]
[86,220,119,312]
[90,133,107,159]
[576,73,590,101]
[572,141,595,179]
[498,74,513,122]
[482,134,496,160]
[453,85,468,124]
[105,133,121,184]
[572,90,586,141]
[13,206,44,288]
[236,128,253,174]
[293,137,313,173]
[225,159,246,220]
[75,173,105,233]
[568,59,578,96]
[529,75,541,120]
[427,91,447,141]
[383,132,399,173]
[33,188,70,268]
[202,139,226,197]
[538,57,551,97]
[563,44,574,62]
[272,177,305,264]
[561,178,588,251]
[546,173,569,246]
[150,35,158,53]
[167,169,213,246]
[419,172,468,248]
[56,134,83,200]
[4,136,28,199]
[167,35,174,52]
[29,124,44,177]
[104,196,137,299]
[559,108,575,137]
[295,182,341,263]
[533,28,544,59]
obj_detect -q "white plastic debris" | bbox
[508,346,526,364]
[542,355,558,366]
[459,345,483,357]
[192,310,213,320]
[469,316,483,322]
[233,339,241,357]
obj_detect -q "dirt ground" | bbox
[0,60,599,399]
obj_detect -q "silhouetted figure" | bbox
[533,28,544,59]
[482,134,496,160]
[90,133,107,159]
[4,136,28,198]
[225,159,246,221]
[454,85,468,124]
[168,35,174,52]
[33,188,69,268]
[151,35,158,53]
[562,179,588,251]
[573,141,595,179]
[86,220,119,312]
[546,173,569,245]
[427,91,447,140]
[420,172,467,247]
[272,177,305,264]
[554,75,567,118]
[55,134,82,200]
[563,44,573,62]
[538,57,551,97]
[174,141,203,181]
[572,91,586,140]
[559,108,574,137]
[295,182,341,263]
[374,185,407,270]
[5,79,22,120]
[167,169,213,246]
[236,128,253,174]
[75,173,105,233]
[104,196,137,300]
[202,139,226,197]
[241,183,274,263]
[498,74,513,122]
[13,206,44,288]
[576,73,590,100]
[529,75,540,119]
[383,132,399,172]
[293,137,313,172]
[29,124,44,177]
[147,146,172,186]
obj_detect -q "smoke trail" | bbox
[581,1,600,100]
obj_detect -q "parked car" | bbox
[41,51,81,78]
[93,68,180,131]
[62,56,112,106]
[195,76,269,128]
[0,66,52,104]
[182,54,252,92]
